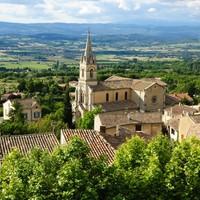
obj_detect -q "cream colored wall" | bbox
[92,89,131,104]
[94,115,102,132]
[131,91,141,107]
[144,84,165,112]
[3,100,13,120]
[104,123,162,136]
[178,116,194,142]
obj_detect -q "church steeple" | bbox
[81,31,96,65]
[79,30,97,84]
[84,30,92,58]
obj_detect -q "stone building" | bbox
[3,98,42,121]
[75,32,167,117]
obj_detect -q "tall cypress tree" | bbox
[63,89,73,128]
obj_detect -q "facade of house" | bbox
[94,111,163,137]
[179,114,200,141]
[75,32,167,117]
[162,104,198,141]
[3,98,42,121]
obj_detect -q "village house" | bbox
[75,32,167,117]
[3,98,42,121]
[0,133,59,163]
[60,129,115,164]
[94,111,163,138]
[179,114,200,141]
[162,104,198,141]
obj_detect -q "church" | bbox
[75,32,167,117]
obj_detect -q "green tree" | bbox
[77,107,102,129]
[63,89,73,128]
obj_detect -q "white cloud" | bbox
[0,0,199,24]
[148,7,157,13]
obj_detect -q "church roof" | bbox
[94,100,138,112]
[98,111,162,127]
[105,75,132,81]
[89,76,166,92]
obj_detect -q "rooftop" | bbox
[95,100,138,112]
[101,128,153,149]
[165,104,197,116]
[0,134,59,162]
[89,76,166,92]
[190,114,200,124]
[61,129,115,164]
[98,111,162,127]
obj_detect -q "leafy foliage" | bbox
[1,136,200,199]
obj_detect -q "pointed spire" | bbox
[84,30,93,57]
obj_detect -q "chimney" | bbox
[116,125,120,136]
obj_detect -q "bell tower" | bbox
[79,31,97,86]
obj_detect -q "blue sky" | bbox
[0,0,200,24]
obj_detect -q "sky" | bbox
[0,0,200,24]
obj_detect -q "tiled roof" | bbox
[129,112,162,123]
[101,128,153,149]
[132,80,155,91]
[165,94,180,106]
[190,114,200,124]
[14,98,40,109]
[95,100,138,112]
[89,76,166,92]
[169,93,193,102]
[168,118,180,131]
[0,134,59,162]
[98,111,162,127]
[61,129,115,164]
[105,75,132,81]
[187,124,200,138]
[165,104,197,116]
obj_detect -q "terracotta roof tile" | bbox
[89,76,166,92]
[0,134,59,162]
[94,100,138,112]
[190,114,200,124]
[165,104,197,116]
[61,129,115,164]
[98,111,162,127]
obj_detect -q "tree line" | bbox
[1,135,200,199]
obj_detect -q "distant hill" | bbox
[0,22,200,42]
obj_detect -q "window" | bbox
[136,124,142,132]
[115,92,119,101]
[23,113,28,120]
[82,69,84,77]
[34,112,41,118]
[90,69,94,78]
[125,91,128,100]
[80,92,84,103]
[152,96,157,103]
[106,93,109,102]
[171,128,175,135]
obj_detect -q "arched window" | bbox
[82,69,84,78]
[106,93,109,102]
[90,69,94,78]
[125,91,128,100]
[80,91,84,103]
[115,92,119,101]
